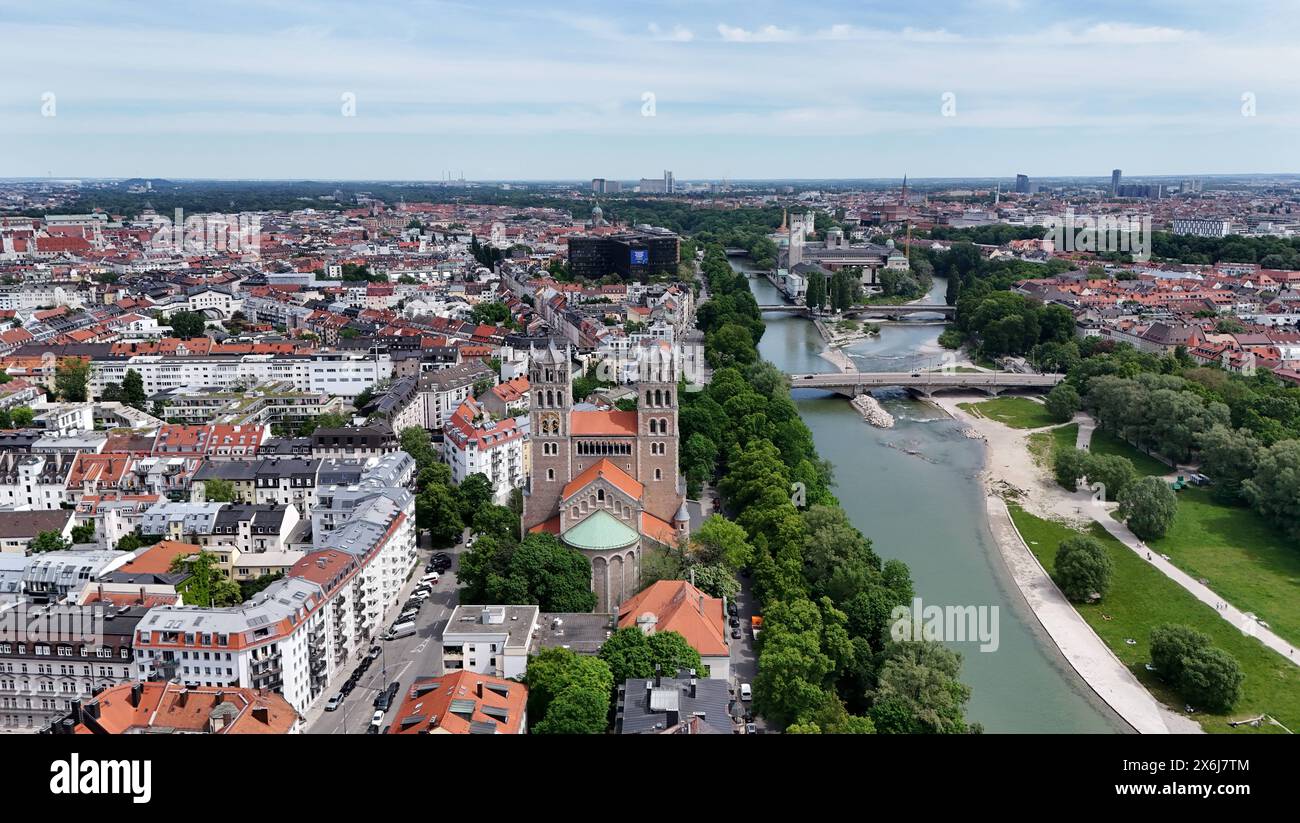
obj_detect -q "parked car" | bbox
[325,693,344,712]
[729,616,740,628]
[739,683,752,702]
[371,710,384,727]
[368,646,381,660]
[727,602,738,617]
[731,628,741,640]
[374,690,392,711]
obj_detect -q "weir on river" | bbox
[732,256,1125,733]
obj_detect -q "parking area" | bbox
[727,569,767,734]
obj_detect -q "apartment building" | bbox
[0,603,145,731]
[442,397,527,504]
[133,485,415,715]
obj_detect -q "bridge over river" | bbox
[785,370,1064,397]
[758,303,956,319]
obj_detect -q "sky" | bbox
[1,0,1297,181]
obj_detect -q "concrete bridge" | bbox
[785,370,1065,397]
[758,303,956,319]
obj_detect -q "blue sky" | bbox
[0,0,1296,180]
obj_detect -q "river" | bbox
[734,258,1125,733]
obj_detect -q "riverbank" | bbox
[933,394,1200,734]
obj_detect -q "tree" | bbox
[598,628,705,685]
[70,523,96,544]
[419,484,464,547]
[204,477,237,503]
[170,550,242,606]
[1149,623,1211,683]
[121,369,147,410]
[1178,646,1244,712]
[56,357,90,402]
[169,311,207,339]
[1052,447,1088,492]
[1054,535,1112,602]
[691,515,753,570]
[400,426,437,471]
[524,646,613,734]
[1083,453,1138,501]
[455,473,495,521]
[1117,476,1178,540]
[10,407,33,427]
[685,562,741,600]
[869,641,972,734]
[1242,439,1300,538]
[507,533,597,612]
[1196,424,1259,504]
[1044,383,1080,423]
[31,531,69,554]
[299,411,348,436]
[533,686,609,735]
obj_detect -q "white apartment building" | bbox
[133,480,415,715]
[442,398,527,504]
[441,605,539,680]
[90,352,393,400]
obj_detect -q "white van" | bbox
[739,683,752,702]
[420,573,440,586]
[387,621,417,640]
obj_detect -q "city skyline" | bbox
[1,1,1298,179]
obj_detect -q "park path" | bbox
[1069,414,1297,666]
[986,496,1182,734]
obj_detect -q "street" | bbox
[303,534,465,734]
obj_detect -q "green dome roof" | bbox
[561,510,639,552]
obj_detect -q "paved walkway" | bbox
[1074,416,1299,667]
[986,495,1177,734]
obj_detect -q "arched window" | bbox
[654,468,662,480]
[597,489,605,502]
[547,468,555,481]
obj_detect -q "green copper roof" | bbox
[561,510,639,552]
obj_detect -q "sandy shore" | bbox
[933,394,1202,734]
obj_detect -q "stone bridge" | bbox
[757,304,956,319]
[784,370,1064,397]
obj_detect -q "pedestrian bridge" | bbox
[784,370,1065,397]
[757,304,956,318]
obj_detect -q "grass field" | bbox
[1148,486,1300,650]
[1027,423,1078,467]
[1008,504,1300,734]
[958,396,1057,429]
[1087,429,1173,477]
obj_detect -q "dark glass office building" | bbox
[567,229,680,281]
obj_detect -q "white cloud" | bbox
[1038,22,1199,45]
[648,23,693,42]
[717,24,795,42]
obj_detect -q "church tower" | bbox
[636,341,681,522]
[523,344,572,531]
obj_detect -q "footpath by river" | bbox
[732,257,1127,733]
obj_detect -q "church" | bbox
[522,343,690,612]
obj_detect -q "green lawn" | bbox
[1148,486,1300,650]
[958,396,1057,429]
[1027,423,1078,467]
[1087,429,1173,476]
[1008,504,1300,734]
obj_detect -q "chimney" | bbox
[698,594,704,615]
[476,680,483,699]
[690,678,697,699]
[97,583,103,602]
[129,682,143,707]
[138,586,146,604]
[214,690,225,706]
[177,688,189,708]
[252,706,270,724]
[654,664,661,688]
